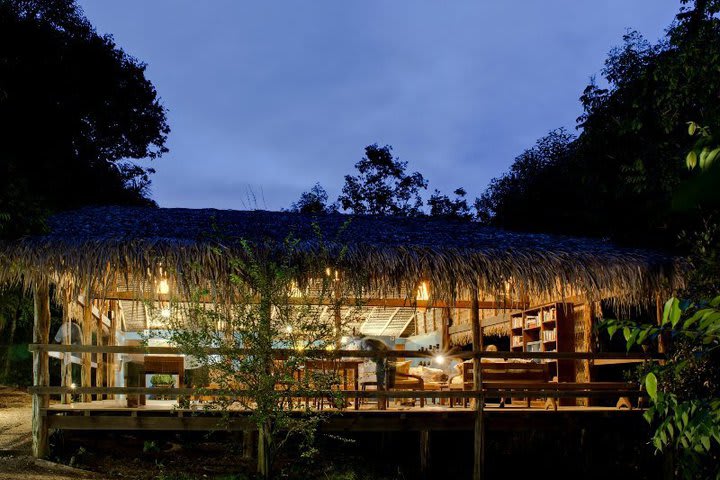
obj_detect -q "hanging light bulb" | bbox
[161,307,171,319]
[434,354,445,365]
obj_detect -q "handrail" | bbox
[27,344,664,361]
[29,385,646,400]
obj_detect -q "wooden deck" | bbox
[44,399,642,432]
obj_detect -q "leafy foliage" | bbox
[338,144,428,216]
[156,228,353,478]
[289,183,337,214]
[603,296,720,478]
[427,187,472,219]
[475,129,577,230]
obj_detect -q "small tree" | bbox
[427,187,472,220]
[154,231,354,478]
[289,183,337,214]
[339,144,427,216]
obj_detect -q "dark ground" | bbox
[1,387,663,480]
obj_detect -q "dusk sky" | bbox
[78,1,680,211]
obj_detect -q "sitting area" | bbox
[449,360,555,409]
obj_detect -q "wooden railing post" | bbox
[61,289,73,404]
[95,300,105,400]
[470,288,484,480]
[32,281,51,458]
[107,300,117,399]
[420,430,431,479]
[81,286,93,403]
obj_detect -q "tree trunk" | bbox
[257,421,273,478]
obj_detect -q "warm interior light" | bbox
[325,344,335,351]
[70,383,77,390]
[161,308,171,319]
[416,281,430,301]
[434,354,445,365]
[325,267,332,277]
[340,336,349,345]
[285,325,293,334]
[289,280,302,298]
[157,279,170,295]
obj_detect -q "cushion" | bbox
[420,366,447,383]
[394,360,411,376]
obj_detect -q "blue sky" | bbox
[78,1,680,211]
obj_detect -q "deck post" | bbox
[108,300,117,399]
[419,429,430,479]
[81,285,93,403]
[470,288,485,480]
[95,300,105,400]
[61,289,73,404]
[32,281,51,458]
[243,430,256,460]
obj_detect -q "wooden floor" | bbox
[47,398,628,413]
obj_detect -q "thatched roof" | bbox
[0,206,685,304]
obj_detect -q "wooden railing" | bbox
[28,343,663,360]
[28,343,659,405]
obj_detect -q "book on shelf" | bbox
[525,315,539,328]
[542,308,556,323]
[542,329,557,342]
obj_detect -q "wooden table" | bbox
[301,359,362,410]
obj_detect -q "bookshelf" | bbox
[509,302,574,382]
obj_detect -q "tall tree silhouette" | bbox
[479,0,720,247]
[0,0,170,238]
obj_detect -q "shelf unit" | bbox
[509,302,574,382]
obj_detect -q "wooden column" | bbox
[470,288,485,480]
[581,301,595,406]
[107,300,117,399]
[440,308,450,351]
[61,290,73,404]
[95,300,105,400]
[420,430,431,479]
[81,287,93,403]
[32,282,51,458]
[243,430,256,460]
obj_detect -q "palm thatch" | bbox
[0,206,685,305]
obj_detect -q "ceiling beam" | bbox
[98,290,527,310]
